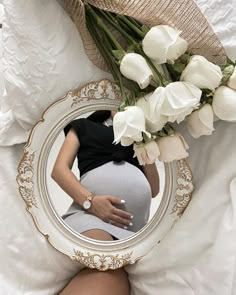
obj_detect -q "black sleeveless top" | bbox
[64,118,143,177]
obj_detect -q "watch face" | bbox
[83,200,91,210]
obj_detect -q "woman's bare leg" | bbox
[79,229,114,241]
[58,229,130,295]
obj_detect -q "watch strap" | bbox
[86,192,95,202]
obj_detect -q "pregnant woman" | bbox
[51,110,160,295]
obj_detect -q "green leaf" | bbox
[201,88,213,94]
[121,77,140,94]
[177,52,191,64]
[143,132,152,143]
[164,124,175,136]
[112,49,126,61]
[171,62,186,73]
[163,80,172,87]
[118,101,127,111]
[200,89,213,104]
[141,25,150,34]
[126,44,137,53]
[166,63,181,81]
[206,97,213,104]
[135,91,149,100]
[158,130,166,137]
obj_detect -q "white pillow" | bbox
[0,0,110,146]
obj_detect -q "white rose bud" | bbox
[212,86,236,121]
[187,104,214,138]
[136,92,168,132]
[133,141,160,166]
[158,133,189,162]
[142,25,188,64]
[120,53,153,89]
[159,81,202,123]
[180,55,223,91]
[227,67,236,90]
[113,106,150,146]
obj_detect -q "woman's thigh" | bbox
[59,229,130,295]
[81,228,114,241]
[58,229,130,295]
[59,268,130,295]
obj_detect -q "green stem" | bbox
[126,16,143,30]
[97,9,137,45]
[100,30,123,81]
[116,14,145,39]
[150,78,159,88]
[100,31,130,105]
[137,46,164,86]
[86,14,130,107]
[86,15,119,82]
[118,74,129,106]
[164,123,175,136]
[85,3,124,52]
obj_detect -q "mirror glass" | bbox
[46,111,165,241]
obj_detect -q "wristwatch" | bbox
[82,193,95,210]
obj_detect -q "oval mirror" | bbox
[17,79,194,271]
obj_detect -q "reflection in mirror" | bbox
[47,110,165,241]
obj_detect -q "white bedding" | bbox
[0,0,110,146]
[0,0,236,294]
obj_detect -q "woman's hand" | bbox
[88,196,133,229]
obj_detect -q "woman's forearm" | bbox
[51,165,91,207]
[51,165,133,226]
[143,163,160,198]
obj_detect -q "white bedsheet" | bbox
[0,0,236,294]
[128,119,236,294]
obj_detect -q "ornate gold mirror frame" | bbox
[17,79,194,271]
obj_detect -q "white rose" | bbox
[180,55,223,91]
[136,92,168,132]
[158,133,189,162]
[187,104,214,138]
[227,66,236,90]
[120,53,153,89]
[133,141,160,165]
[159,81,202,123]
[142,25,188,64]
[113,106,150,146]
[212,86,236,121]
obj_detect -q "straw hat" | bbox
[63,0,226,70]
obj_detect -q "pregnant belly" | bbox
[80,161,152,232]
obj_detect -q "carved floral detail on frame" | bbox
[17,151,38,209]
[72,250,134,271]
[70,79,124,107]
[171,159,194,217]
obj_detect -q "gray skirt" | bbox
[62,161,152,240]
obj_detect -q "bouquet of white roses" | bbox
[85,3,236,165]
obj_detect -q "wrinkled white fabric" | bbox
[197,0,236,60]
[0,0,110,146]
[128,120,236,295]
[0,144,83,295]
[0,0,236,295]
